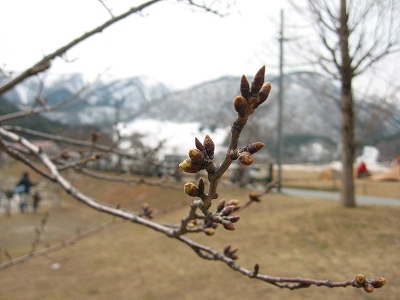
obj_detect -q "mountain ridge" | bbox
[2,71,399,161]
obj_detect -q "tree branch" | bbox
[0,66,387,294]
[0,0,163,96]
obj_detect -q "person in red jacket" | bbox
[357,161,369,178]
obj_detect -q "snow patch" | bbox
[116,119,229,158]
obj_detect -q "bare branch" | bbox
[0,0,163,96]
[97,0,114,18]
[0,80,95,123]
[0,220,117,271]
[0,66,387,294]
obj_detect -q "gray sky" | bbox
[1,0,289,89]
[2,0,399,96]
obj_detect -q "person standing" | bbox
[16,172,34,213]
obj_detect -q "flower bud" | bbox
[364,284,374,293]
[249,192,261,202]
[61,149,72,159]
[195,137,205,151]
[226,215,240,223]
[216,199,226,213]
[250,65,265,96]
[371,277,387,288]
[240,75,250,99]
[220,205,235,216]
[234,95,248,116]
[253,264,259,276]
[184,182,199,197]
[188,148,205,165]
[238,152,254,166]
[187,220,196,228]
[203,135,215,159]
[355,274,366,286]
[247,142,265,154]
[179,159,202,173]
[204,228,215,236]
[198,177,205,193]
[258,82,272,105]
[223,221,235,231]
[226,199,240,206]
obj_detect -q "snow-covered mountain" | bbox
[2,71,399,161]
[2,73,171,125]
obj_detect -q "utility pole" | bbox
[277,9,285,192]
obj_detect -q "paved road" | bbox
[282,188,400,206]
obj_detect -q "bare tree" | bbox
[0,0,388,294]
[288,0,400,207]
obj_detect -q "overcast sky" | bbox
[2,0,399,94]
[1,0,292,89]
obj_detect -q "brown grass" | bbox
[1,162,399,299]
[281,169,400,198]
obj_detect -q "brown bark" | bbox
[338,0,356,207]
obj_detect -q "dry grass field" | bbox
[1,162,399,299]
[280,168,400,199]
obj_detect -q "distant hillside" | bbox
[0,97,66,134]
[2,71,399,161]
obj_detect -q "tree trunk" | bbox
[340,84,356,207]
[339,0,356,207]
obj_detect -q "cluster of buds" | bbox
[186,218,217,236]
[355,274,387,293]
[60,149,73,160]
[179,135,215,173]
[223,244,239,260]
[248,191,262,203]
[90,152,104,161]
[235,142,265,167]
[216,199,241,230]
[138,203,153,219]
[184,177,205,198]
[233,66,272,119]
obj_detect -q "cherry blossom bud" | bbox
[184,182,200,197]
[220,205,235,216]
[240,75,250,99]
[223,221,235,231]
[223,244,231,253]
[253,264,259,276]
[61,149,72,159]
[204,228,215,236]
[249,192,261,202]
[355,274,366,286]
[234,95,248,116]
[247,142,265,154]
[364,284,374,293]
[250,65,265,96]
[216,199,226,212]
[195,137,205,151]
[238,152,254,166]
[226,199,239,206]
[203,135,215,159]
[198,177,205,193]
[188,148,205,165]
[226,215,240,223]
[179,159,202,173]
[371,277,387,288]
[187,220,196,228]
[258,82,272,105]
